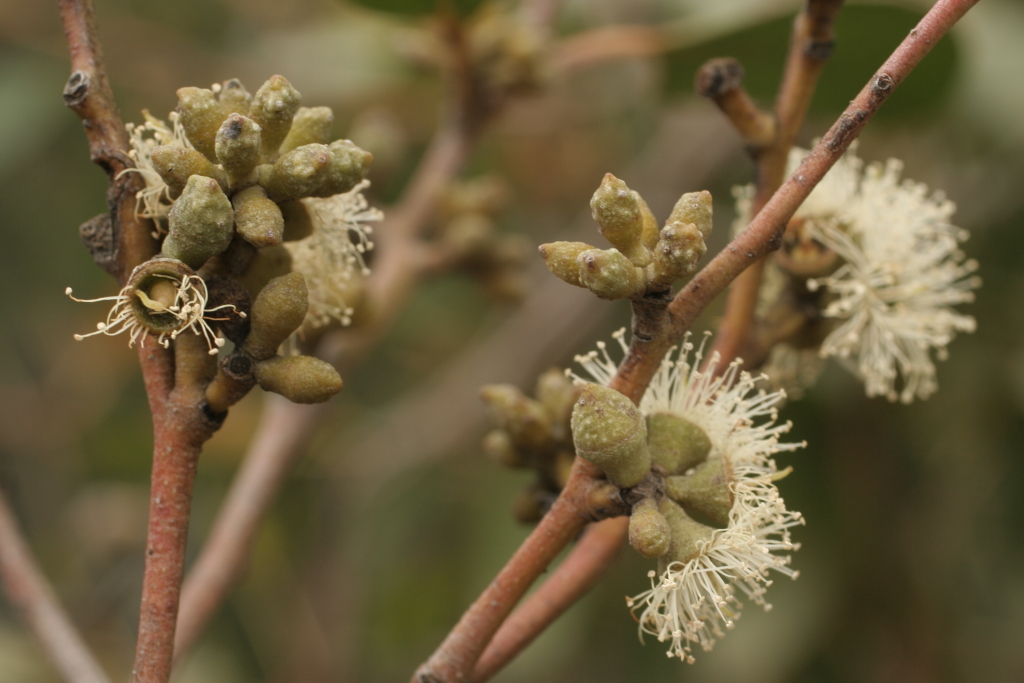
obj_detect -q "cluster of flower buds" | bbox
[540,175,713,300]
[570,382,734,561]
[71,75,377,410]
[479,369,580,523]
[466,3,548,107]
[437,176,529,301]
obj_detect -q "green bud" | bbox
[280,106,334,155]
[217,78,251,116]
[260,144,331,203]
[237,244,292,299]
[666,190,713,240]
[590,174,648,265]
[635,192,660,251]
[665,456,733,528]
[310,139,373,198]
[480,384,552,450]
[646,412,711,475]
[482,429,526,468]
[534,368,579,440]
[215,114,262,190]
[150,145,225,199]
[570,383,650,488]
[658,498,715,567]
[629,497,671,559]
[254,354,342,404]
[175,87,226,160]
[233,186,284,248]
[244,272,308,360]
[646,223,707,290]
[163,175,234,269]
[578,248,646,300]
[249,75,302,161]
[538,241,592,288]
[280,200,315,242]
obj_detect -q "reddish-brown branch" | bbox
[0,488,111,683]
[412,459,615,683]
[472,517,628,683]
[710,0,844,368]
[173,397,328,660]
[552,25,668,71]
[59,0,157,285]
[413,1,977,679]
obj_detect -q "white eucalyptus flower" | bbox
[737,146,980,402]
[285,180,383,328]
[573,331,804,662]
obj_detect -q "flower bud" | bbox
[249,75,302,161]
[217,78,251,116]
[634,192,660,251]
[571,383,650,488]
[658,498,715,567]
[260,144,331,203]
[538,241,592,288]
[150,145,224,199]
[483,429,526,468]
[216,114,262,190]
[646,223,707,290]
[629,497,671,559]
[254,354,342,403]
[280,106,334,155]
[280,200,316,241]
[534,368,579,440]
[590,174,648,265]
[578,248,646,300]
[244,272,308,360]
[666,190,713,240]
[233,186,284,248]
[665,456,733,528]
[310,140,373,198]
[175,87,226,160]
[646,412,711,475]
[480,384,552,450]
[163,175,234,269]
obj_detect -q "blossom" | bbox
[285,180,383,328]
[67,266,240,355]
[573,331,804,662]
[123,111,194,232]
[738,146,980,402]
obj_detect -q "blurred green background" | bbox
[2,0,1024,681]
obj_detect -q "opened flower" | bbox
[573,330,804,662]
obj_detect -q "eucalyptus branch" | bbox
[0,487,111,683]
[472,517,629,683]
[59,0,156,284]
[412,0,978,679]
[709,0,843,368]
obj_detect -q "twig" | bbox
[59,0,156,286]
[709,0,843,368]
[411,0,978,679]
[0,487,111,683]
[411,459,619,683]
[471,517,628,683]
